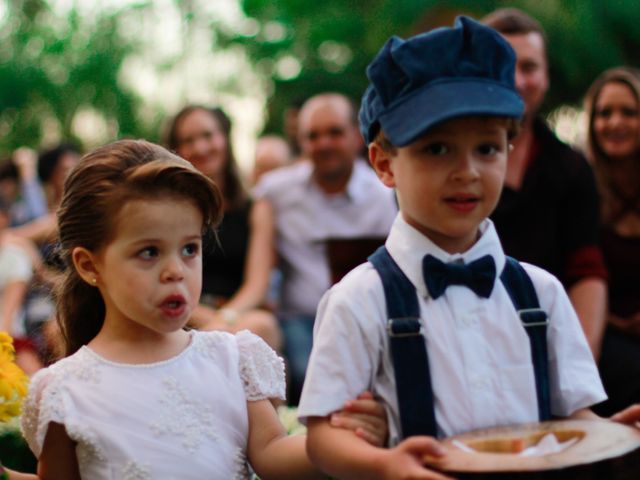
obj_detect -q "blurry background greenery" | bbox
[1,0,639,166]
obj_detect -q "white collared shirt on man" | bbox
[298,214,606,444]
[254,159,398,318]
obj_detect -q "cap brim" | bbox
[378,80,524,147]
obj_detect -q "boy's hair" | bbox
[358,16,523,148]
[55,139,223,356]
[163,105,249,210]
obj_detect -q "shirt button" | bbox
[457,314,476,328]
[471,376,491,391]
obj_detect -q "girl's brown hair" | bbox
[55,139,223,356]
[584,67,640,224]
[164,105,249,209]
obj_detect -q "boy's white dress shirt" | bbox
[298,214,606,444]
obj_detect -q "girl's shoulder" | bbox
[189,329,236,357]
[24,348,98,410]
[33,347,95,383]
[191,329,277,362]
[192,329,286,401]
[235,330,286,401]
[21,348,95,456]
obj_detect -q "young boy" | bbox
[297,16,607,479]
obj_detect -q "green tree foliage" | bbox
[3,1,640,154]
[224,0,640,135]
[0,0,145,153]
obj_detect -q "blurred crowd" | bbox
[0,7,638,418]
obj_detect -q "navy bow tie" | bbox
[422,254,496,299]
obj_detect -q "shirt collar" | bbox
[385,214,506,299]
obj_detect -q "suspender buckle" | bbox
[387,317,423,338]
[518,308,549,327]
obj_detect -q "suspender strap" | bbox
[500,256,552,421]
[368,246,437,438]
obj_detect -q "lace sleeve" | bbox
[236,330,286,401]
[20,367,66,457]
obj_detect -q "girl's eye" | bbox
[138,246,158,260]
[424,143,448,155]
[182,243,199,257]
[623,108,639,117]
[477,143,500,156]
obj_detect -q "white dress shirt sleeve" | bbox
[297,265,387,423]
[525,263,607,416]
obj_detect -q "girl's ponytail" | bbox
[55,267,104,356]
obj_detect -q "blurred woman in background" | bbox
[165,106,281,350]
[584,66,640,415]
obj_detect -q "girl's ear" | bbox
[368,143,396,188]
[72,247,100,286]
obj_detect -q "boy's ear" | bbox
[368,143,396,188]
[72,246,101,286]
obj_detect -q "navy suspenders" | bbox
[368,246,551,439]
[500,256,552,423]
[368,246,437,438]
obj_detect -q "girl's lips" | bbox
[160,295,187,317]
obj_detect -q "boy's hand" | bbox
[379,436,454,480]
[330,391,388,446]
[610,404,640,427]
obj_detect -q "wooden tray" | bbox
[426,420,640,479]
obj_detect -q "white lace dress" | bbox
[21,330,285,479]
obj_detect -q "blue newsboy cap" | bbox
[359,16,524,147]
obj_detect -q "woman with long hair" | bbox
[584,67,640,415]
[165,106,281,350]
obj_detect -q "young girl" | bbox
[11,140,384,479]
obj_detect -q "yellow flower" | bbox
[0,334,28,422]
[0,331,15,358]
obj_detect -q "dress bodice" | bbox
[21,330,285,480]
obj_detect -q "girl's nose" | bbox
[161,257,185,282]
